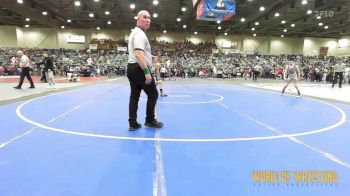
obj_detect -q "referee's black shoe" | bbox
[145,119,163,128]
[129,122,141,131]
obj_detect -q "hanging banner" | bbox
[117,47,128,52]
[319,47,329,56]
[89,44,98,50]
[212,49,220,54]
[196,0,235,22]
[206,0,236,14]
[67,35,85,43]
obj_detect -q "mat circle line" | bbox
[140,91,224,104]
[16,91,347,142]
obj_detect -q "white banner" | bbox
[212,49,219,54]
[222,40,238,48]
[67,35,85,43]
[222,40,231,48]
[117,47,127,52]
[89,44,98,50]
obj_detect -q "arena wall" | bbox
[153,32,187,43]
[186,33,216,44]
[1,25,350,56]
[242,36,269,54]
[57,29,92,49]
[270,37,304,55]
[303,37,338,56]
[16,27,57,49]
[334,36,350,57]
[0,26,18,47]
[91,29,126,41]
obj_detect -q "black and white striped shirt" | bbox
[334,63,346,73]
[128,26,152,66]
[19,55,30,68]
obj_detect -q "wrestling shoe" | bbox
[129,122,141,131]
[145,119,163,128]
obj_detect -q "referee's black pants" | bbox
[17,67,35,87]
[332,72,343,88]
[253,71,259,81]
[127,63,158,124]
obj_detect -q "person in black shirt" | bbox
[43,53,56,88]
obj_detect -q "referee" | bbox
[13,50,35,89]
[127,10,163,131]
[332,59,346,88]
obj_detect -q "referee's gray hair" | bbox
[137,10,149,19]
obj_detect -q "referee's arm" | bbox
[134,50,148,69]
[134,49,152,84]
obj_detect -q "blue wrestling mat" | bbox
[0,81,349,196]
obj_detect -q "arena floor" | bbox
[0,76,349,196]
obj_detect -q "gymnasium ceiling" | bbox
[0,0,349,38]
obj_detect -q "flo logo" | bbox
[314,10,335,17]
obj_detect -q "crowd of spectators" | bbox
[152,40,216,57]
[1,40,349,84]
[0,48,128,78]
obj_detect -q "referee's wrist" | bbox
[143,66,150,74]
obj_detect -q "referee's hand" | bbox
[145,73,152,85]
